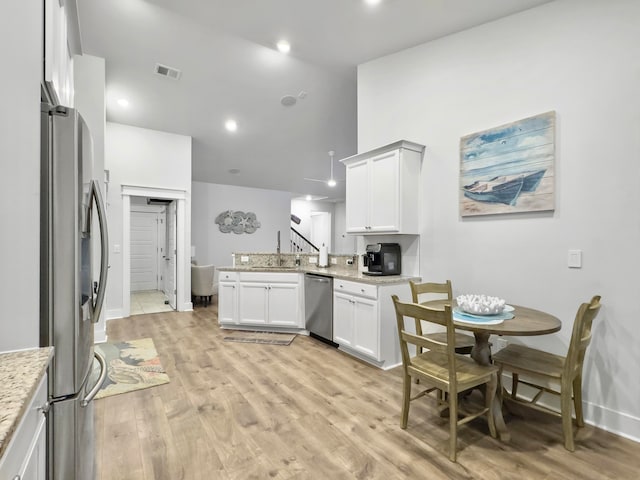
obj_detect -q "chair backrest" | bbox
[409,280,453,304]
[392,295,458,391]
[409,280,453,336]
[564,295,602,378]
[191,265,215,296]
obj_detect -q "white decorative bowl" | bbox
[456,294,506,315]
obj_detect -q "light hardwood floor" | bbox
[95,305,640,479]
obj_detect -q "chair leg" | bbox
[561,386,575,451]
[449,390,458,462]
[573,375,584,427]
[401,373,411,429]
[486,373,498,439]
[511,373,519,399]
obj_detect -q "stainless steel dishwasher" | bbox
[304,273,336,346]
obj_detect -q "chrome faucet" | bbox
[276,230,282,265]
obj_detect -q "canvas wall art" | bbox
[460,111,556,216]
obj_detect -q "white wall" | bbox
[191,182,291,268]
[73,54,107,341]
[358,0,640,441]
[105,122,191,317]
[0,1,42,351]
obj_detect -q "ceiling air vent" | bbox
[154,63,181,80]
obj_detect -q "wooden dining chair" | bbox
[492,295,602,451]
[409,280,475,355]
[392,295,498,462]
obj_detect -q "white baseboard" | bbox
[106,308,123,320]
[584,401,640,443]
[94,328,107,344]
[179,302,193,312]
[501,372,640,444]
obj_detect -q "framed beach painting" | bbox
[460,111,556,217]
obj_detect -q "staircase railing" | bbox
[290,227,319,253]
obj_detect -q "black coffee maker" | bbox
[363,243,401,276]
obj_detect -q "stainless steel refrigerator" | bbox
[40,103,109,480]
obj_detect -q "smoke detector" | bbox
[154,63,182,80]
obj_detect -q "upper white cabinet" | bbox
[44,0,75,106]
[341,140,424,234]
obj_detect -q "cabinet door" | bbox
[268,283,300,327]
[218,282,238,324]
[353,297,379,360]
[345,159,370,233]
[333,292,354,347]
[239,283,268,325]
[20,416,46,480]
[369,150,400,232]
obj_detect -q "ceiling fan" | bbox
[304,150,344,187]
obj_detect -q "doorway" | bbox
[310,211,332,252]
[121,185,189,318]
[129,198,176,315]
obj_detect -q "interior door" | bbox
[165,201,177,309]
[310,211,332,252]
[130,211,160,291]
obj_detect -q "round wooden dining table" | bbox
[421,299,561,441]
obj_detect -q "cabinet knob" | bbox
[39,401,51,415]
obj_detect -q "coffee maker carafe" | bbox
[363,243,401,276]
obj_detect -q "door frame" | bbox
[122,185,191,317]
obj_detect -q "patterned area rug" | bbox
[223,331,296,346]
[94,338,169,399]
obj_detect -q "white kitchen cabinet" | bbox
[333,279,413,369]
[341,140,424,234]
[44,0,75,106]
[333,280,380,360]
[218,271,239,325]
[219,271,302,328]
[0,374,48,480]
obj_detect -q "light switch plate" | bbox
[568,249,582,268]
[113,244,121,254]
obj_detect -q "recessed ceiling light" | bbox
[276,40,291,54]
[306,195,312,201]
[225,119,238,132]
[365,0,382,6]
[117,98,129,108]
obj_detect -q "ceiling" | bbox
[76,0,551,201]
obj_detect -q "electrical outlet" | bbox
[495,337,508,352]
[309,256,317,264]
[240,255,249,263]
[331,257,337,264]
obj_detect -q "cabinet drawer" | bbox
[333,280,378,299]
[0,374,47,478]
[239,272,299,283]
[219,271,238,282]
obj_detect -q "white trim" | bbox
[501,372,640,444]
[121,185,188,317]
[122,185,186,200]
[106,308,123,320]
[94,327,107,344]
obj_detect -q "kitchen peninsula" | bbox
[217,252,419,369]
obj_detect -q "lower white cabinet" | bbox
[218,271,239,324]
[219,271,302,328]
[333,279,412,368]
[0,374,48,480]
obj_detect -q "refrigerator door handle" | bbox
[81,350,107,407]
[89,179,109,323]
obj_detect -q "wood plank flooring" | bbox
[95,305,640,479]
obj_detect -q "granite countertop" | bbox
[0,347,53,460]
[218,265,420,285]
